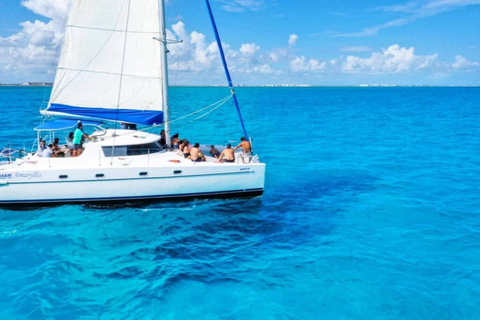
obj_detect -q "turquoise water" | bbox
[1,86,480,319]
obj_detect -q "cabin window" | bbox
[126,142,162,156]
[102,146,127,157]
[102,142,162,157]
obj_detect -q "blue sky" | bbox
[1,0,480,85]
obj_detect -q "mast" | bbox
[159,0,171,146]
[205,0,249,139]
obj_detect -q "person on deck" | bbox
[42,144,54,158]
[121,122,137,130]
[171,133,180,149]
[209,145,220,159]
[37,140,46,156]
[52,137,65,157]
[190,143,203,162]
[218,144,235,163]
[234,136,252,163]
[72,122,91,157]
[66,132,74,149]
[160,130,166,147]
[52,138,60,152]
[182,140,191,159]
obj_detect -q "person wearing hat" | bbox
[72,122,92,157]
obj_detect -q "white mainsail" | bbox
[45,0,164,125]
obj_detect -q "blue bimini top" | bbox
[34,119,105,131]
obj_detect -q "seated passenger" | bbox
[218,144,235,163]
[160,130,166,146]
[42,144,54,158]
[121,122,137,130]
[37,140,46,156]
[52,137,65,157]
[182,141,191,159]
[171,133,180,149]
[190,143,206,162]
[177,140,185,156]
[199,150,206,161]
[52,138,60,152]
[209,145,220,159]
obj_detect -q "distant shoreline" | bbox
[0,83,52,87]
[1,83,479,88]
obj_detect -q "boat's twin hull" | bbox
[0,163,265,206]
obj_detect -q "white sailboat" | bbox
[0,0,265,206]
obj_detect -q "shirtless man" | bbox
[218,144,235,163]
[234,136,252,163]
[190,143,202,162]
[209,145,220,159]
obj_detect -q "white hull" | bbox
[0,157,264,205]
[0,132,265,206]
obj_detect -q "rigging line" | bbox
[67,25,158,34]
[90,95,232,143]
[110,0,133,165]
[167,95,232,125]
[56,67,162,79]
[194,97,231,120]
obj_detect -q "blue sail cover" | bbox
[48,104,164,126]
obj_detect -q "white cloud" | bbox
[253,64,275,74]
[0,0,68,82]
[240,43,260,56]
[288,34,298,47]
[290,56,326,73]
[342,44,438,74]
[167,23,273,81]
[451,55,480,70]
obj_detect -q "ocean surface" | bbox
[0,86,479,319]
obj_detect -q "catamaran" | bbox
[0,0,265,206]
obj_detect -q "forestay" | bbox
[44,0,164,125]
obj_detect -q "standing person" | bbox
[234,136,252,163]
[218,144,235,163]
[72,122,91,157]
